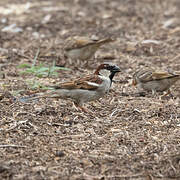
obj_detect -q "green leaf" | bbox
[17,63,31,69]
[55,67,71,71]
[18,60,71,78]
[36,67,49,73]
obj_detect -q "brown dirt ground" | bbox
[0,0,180,179]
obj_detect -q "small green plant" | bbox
[25,80,54,90]
[18,62,70,78]
[17,49,70,78]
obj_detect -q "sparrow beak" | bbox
[132,79,137,86]
[112,65,121,73]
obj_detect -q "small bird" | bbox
[23,63,120,113]
[132,68,180,96]
[63,36,114,64]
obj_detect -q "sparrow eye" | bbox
[105,65,112,70]
[100,63,120,72]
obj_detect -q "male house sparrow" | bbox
[64,36,114,64]
[132,68,180,96]
[24,63,120,113]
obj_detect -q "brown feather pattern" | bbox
[51,75,103,90]
[64,36,114,51]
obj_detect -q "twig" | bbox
[32,48,40,67]
[170,54,180,62]
[106,173,145,178]
[59,134,86,140]
[0,144,26,148]
[15,52,32,60]
[83,173,145,179]
[110,108,118,117]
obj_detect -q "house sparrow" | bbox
[23,63,120,113]
[132,68,180,96]
[63,36,114,64]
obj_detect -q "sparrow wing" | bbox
[151,71,180,80]
[64,36,114,50]
[52,75,103,90]
[95,38,114,45]
[64,36,97,50]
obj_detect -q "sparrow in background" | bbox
[132,68,180,96]
[23,63,120,113]
[63,36,114,65]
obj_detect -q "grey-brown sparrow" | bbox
[63,36,114,64]
[132,68,180,96]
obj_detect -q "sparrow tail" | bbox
[96,38,115,45]
[19,91,61,103]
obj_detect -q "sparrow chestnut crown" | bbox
[94,63,121,75]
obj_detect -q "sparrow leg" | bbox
[78,105,89,113]
[74,102,93,114]
[74,102,87,113]
[83,60,90,69]
[152,89,156,96]
[164,89,171,96]
[161,89,173,98]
